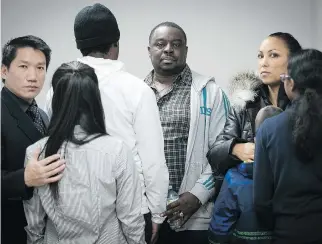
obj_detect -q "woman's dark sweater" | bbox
[254,110,322,244]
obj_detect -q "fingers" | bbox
[44,163,66,178]
[168,211,183,223]
[180,214,190,226]
[39,154,61,166]
[245,143,255,151]
[162,204,181,217]
[249,154,255,160]
[45,173,63,184]
[44,159,65,172]
[166,199,180,210]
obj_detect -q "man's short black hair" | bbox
[2,35,51,70]
[149,22,187,44]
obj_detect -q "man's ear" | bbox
[148,46,151,58]
[1,65,8,81]
[184,46,188,59]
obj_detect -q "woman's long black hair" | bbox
[289,49,322,162]
[45,61,107,199]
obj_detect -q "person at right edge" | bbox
[254,49,322,244]
[206,32,302,195]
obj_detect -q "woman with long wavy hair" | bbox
[254,49,322,243]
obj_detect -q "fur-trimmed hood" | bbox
[228,71,262,112]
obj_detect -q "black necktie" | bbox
[26,101,46,135]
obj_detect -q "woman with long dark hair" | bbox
[254,49,322,243]
[207,32,302,176]
[23,61,145,244]
[208,32,302,243]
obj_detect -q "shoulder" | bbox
[88,136,131,172]
[1,98,10,116]
[116,71,150,90]
[103,70,154,101]
[260,111,289,132]
[191,70,219,90]
[87,135,128,157]
[257,111,290,143]
[191,70,225,107]
[1,89,14,115]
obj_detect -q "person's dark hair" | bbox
[80,42,118,57]
[149,22,187,44]
[1,35,51,82]
[255,105,283,132]
[45,61,107,199]
[268,32,302,56]
[289,49,322,162]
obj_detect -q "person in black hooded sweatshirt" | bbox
[254,49,322,244]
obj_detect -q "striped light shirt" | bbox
[23,126,145,244]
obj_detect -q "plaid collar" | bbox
[144,65,192,86]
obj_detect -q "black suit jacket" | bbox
[1,87,49,243]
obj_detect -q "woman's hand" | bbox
[232,143,255,162]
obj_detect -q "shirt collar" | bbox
[4,87,33,112]
[144,64,192,86]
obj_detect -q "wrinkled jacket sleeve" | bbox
[209,172,239,244]
[207,107,247,175]
[190,87,229,204]
[133,87,169,223]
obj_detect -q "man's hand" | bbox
[24,148,66,187]
[161,192,201,227]
[150,222,160,244]
[232,142,255,162]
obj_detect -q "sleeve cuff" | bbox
[151,214,166,224]
[189,183,211,205]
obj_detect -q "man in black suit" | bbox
[1,35,66,243]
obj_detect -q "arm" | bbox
[23,189,46,244]
[253,123,274,230]
[1,134,33,200]
[23,141,46,244]
[133,87,169,224]
[207,106,247,175]
[190,88,229,204]
[1,169,31,200]
[209,172,239,244]
[115,143,145,244]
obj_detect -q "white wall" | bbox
[1,0,320,108]
[312,0,322,51]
